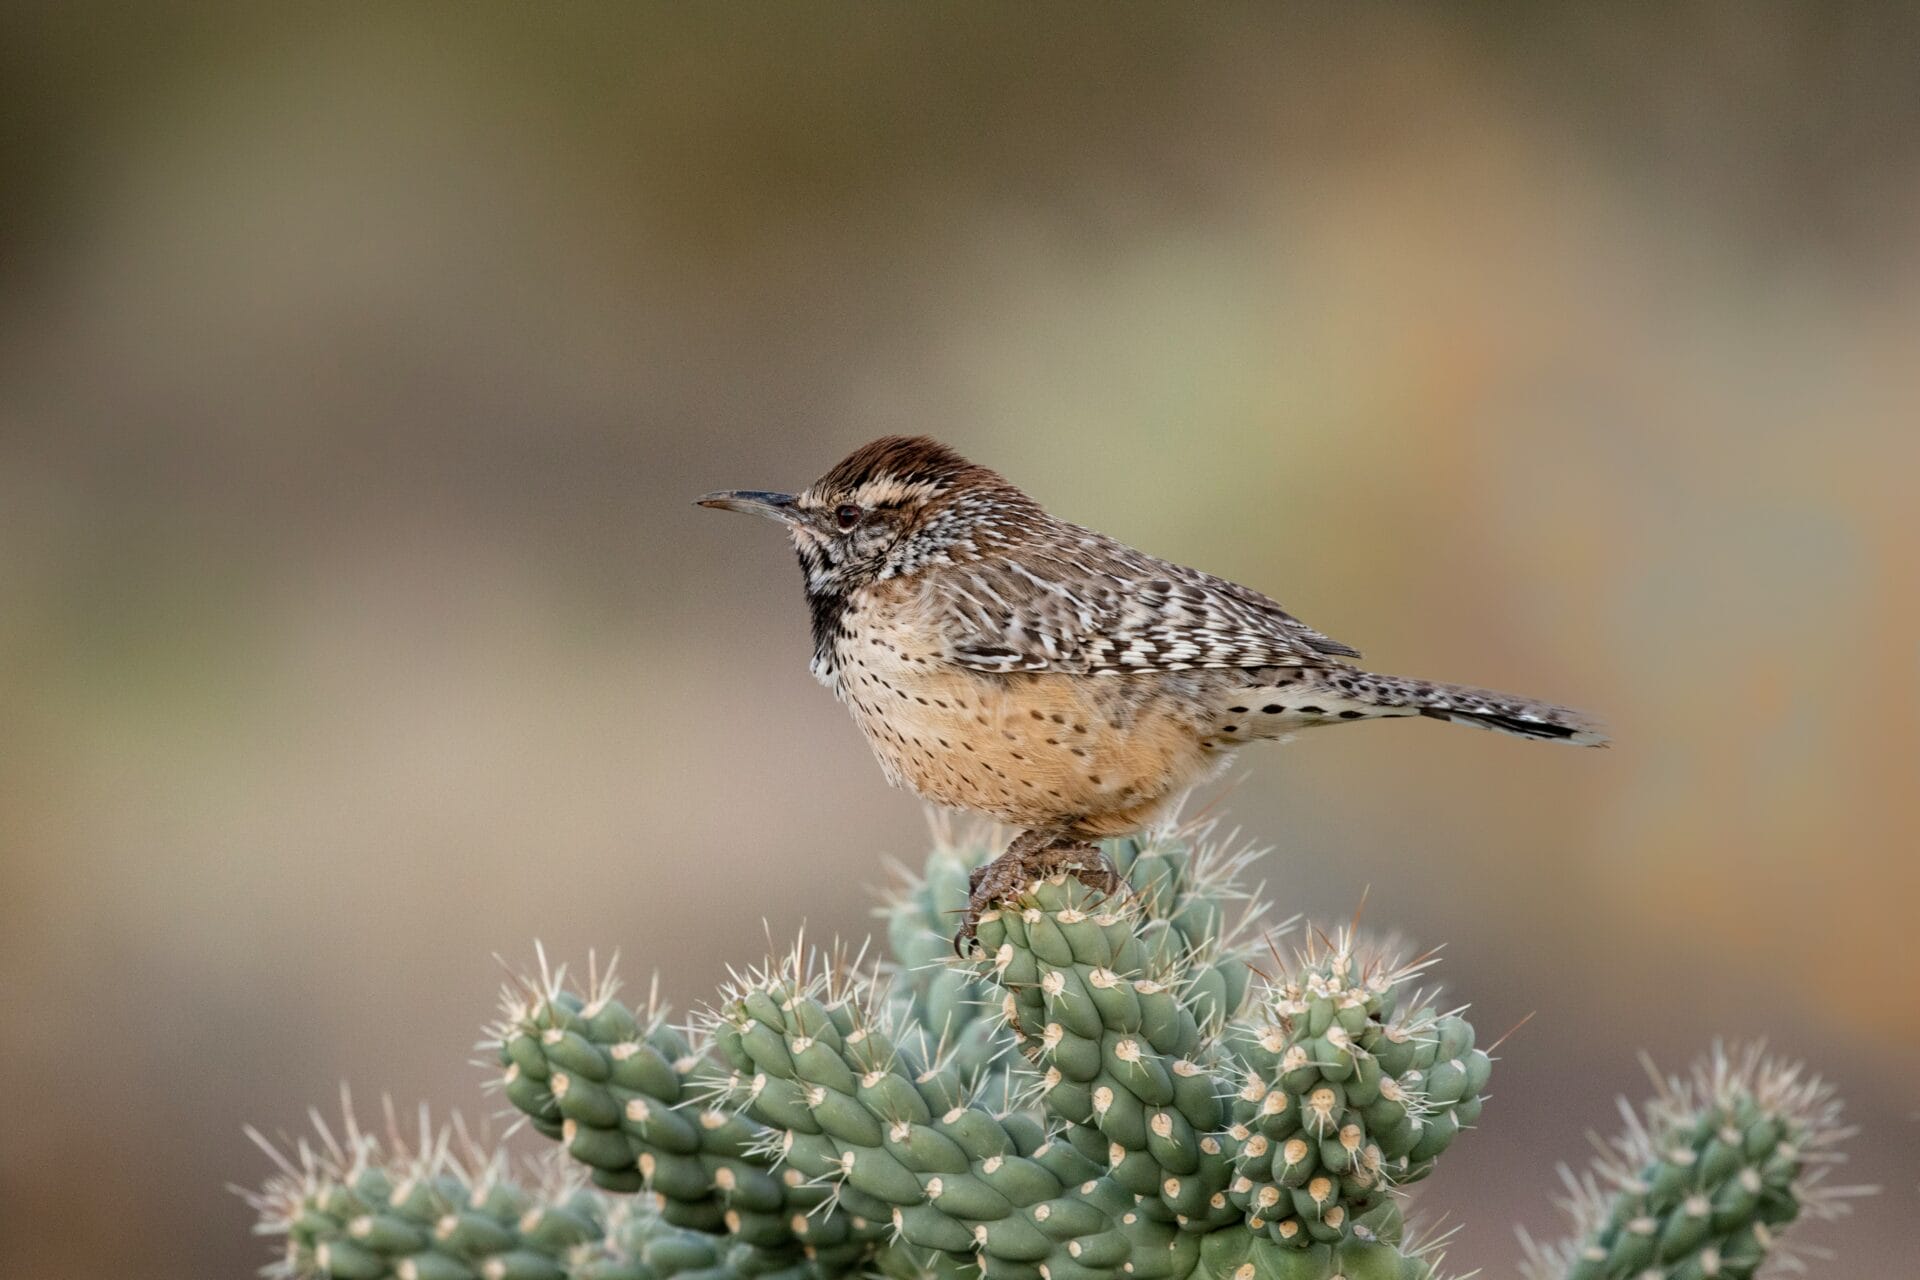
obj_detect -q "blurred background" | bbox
[2,5,1916,1275]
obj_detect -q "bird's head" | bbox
[698,436,1035,598]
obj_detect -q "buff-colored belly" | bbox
[833,658,1215,836]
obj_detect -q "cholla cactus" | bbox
[1519,1043,1868,1280]
[1217,933,1485,1252]
[239,1100,607,1280]
[244,827,1862,1280]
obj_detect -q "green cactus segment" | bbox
[969,873,1241,1234]
[575,1202,863,1280]
[243,1115,604,1280]
[1198,1229,1434,1280]
[492,978,871,1267]
[881,831,1261,1096]
[882,835,1016,1091]
[1520,1044,1861,1280]
[1218,934,1487,1252]
[1100,835,1265,1036]
[705,950,1194,1280]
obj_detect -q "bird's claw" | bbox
[951,837,1122,956]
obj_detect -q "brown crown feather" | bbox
[815,436,1001,496]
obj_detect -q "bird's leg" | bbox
[965,829,1050,897]
[954,831,1121,955]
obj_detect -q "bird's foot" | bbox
[954,834,1120,956]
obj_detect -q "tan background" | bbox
[2,6,1916,1276]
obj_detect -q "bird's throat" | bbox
[805,582,848,680]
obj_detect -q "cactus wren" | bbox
[700,437,1603,947]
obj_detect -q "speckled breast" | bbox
[826,584,1219,835]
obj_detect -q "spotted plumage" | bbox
[700,436,1604,942]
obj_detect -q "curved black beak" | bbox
[696,490,799,523]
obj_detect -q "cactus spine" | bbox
[244,828,1861,1280]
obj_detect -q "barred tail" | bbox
[1361,671,1608,746]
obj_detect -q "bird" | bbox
[699,436,1603,947]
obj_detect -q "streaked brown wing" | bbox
[936,524,1359,675]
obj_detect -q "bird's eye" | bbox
[834,503,863,531]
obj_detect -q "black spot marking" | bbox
[1262,703,1283,714]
